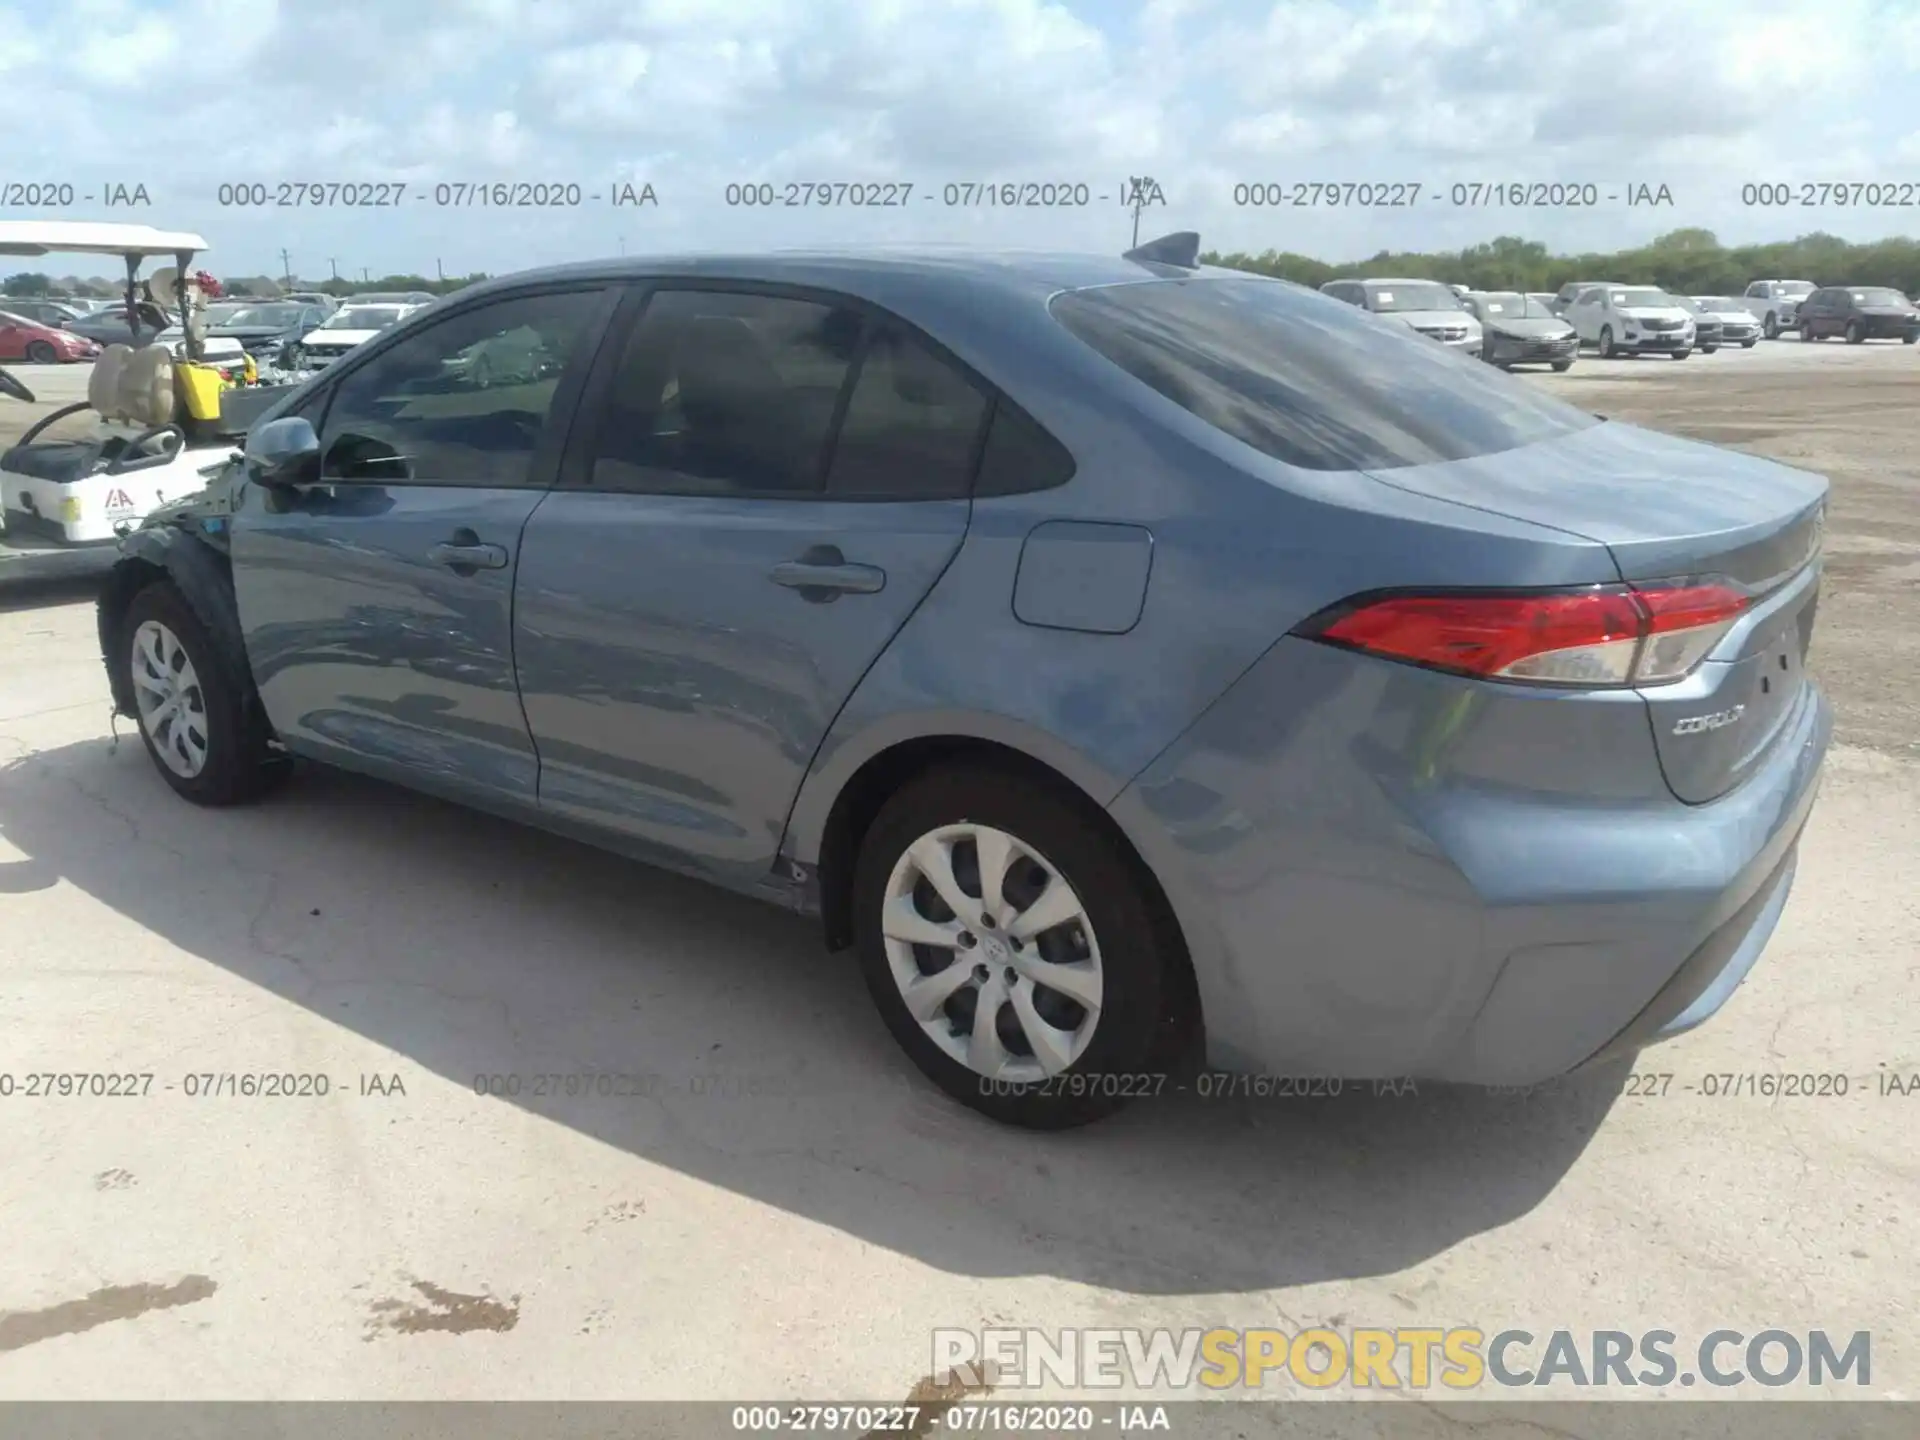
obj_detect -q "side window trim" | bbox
[315,283,620,491]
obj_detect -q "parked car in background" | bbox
[1740,280,1815,338]
[349,290,438,306]
[288,301,426,370]
[279,291,340,314]
[1551,281,1623,317]
[1669,296,1725,354]
[1458,291,1578,370]
[1567,285,1695,359]
[1795,286,1920,344]
[61,302,173,346]
[1320,277,1482,350]
[209,302,330,361]
[4,298,87,327]
[1525,291,1559,312]
[0,310,102,363]
[94,239,1833,1130]
[1691,297,1761,348]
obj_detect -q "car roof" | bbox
[439,248,1267,313]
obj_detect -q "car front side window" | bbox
[317,289,603,486]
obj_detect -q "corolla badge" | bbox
[1673,705,1746,736]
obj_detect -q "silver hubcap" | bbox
[881,823,1104,1083]
[131,620,210,779]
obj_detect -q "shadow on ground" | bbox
[0,737,1623,1297]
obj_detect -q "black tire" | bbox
[1598,326,1616,358]
[1742,338,1758,348]
[1800,324,1818,342]
[1846,321,1865,344]
[1904,332,1917,345]
[1764,312,1780,339]
[119,579,289,806]
[852,763,1173,1129]
[25,340,56,364]
[1672,349,1691,360]
[1701,344,1718,355]
[1551,360,1574,372]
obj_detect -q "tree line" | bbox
[10,228,1920,302]
[1204,228,1920,295]
[1,270,490,299]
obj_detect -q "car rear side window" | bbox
[824,322,990,500]
[1050,278,1600,472]
[587,288,863,496]
[973,397,1077,496]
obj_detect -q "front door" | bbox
[512,285,992,888]
[229,285,615,804]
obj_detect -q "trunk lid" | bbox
[1365,419,1828,803]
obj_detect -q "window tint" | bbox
[824,323,989,499]
[587,288,862,496]
[1050,278,1601,472]
[973,398,1076,497]
[319,290,600,485]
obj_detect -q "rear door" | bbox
[229,284,617,804]
[512,283,991,888]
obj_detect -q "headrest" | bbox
[89,345,132,415]
[117,345,175,430]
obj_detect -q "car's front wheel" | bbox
[1551,359,1574,372]
[1846,320,1865,344]
[1742,338,1758,348]
[1764,312,1780,339]
[853,763,1173,1129]
[121,580,288,806]
[1598,326,1617,358]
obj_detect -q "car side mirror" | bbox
[245,416,323,490]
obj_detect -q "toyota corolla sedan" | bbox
[97,236,1832,1129]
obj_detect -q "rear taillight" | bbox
[1297,581,1750,689]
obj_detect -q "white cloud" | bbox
[7,0,1917,277]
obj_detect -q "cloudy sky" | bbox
[6,0,1920,280]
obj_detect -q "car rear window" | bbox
[1050,278,1600,472]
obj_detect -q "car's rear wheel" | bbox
[852,763,1172,1129]
[1846,320,1865,344]
[25,340,56,364]
[121,580,288,807]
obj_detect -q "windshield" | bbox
[1696,297,1739,310]
[202,303,247,324]
[1476,292,1556,320]
[1049,278,1599,472]
[1366,283,1461,314]
[1778,282,1815,296]
[1851,288,1908,306]
[1610,288,1673,308]
[323,306,406,330]
[223,304,305,327]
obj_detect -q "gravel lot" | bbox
[0,343,1914,1403]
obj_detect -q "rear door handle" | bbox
[428,535,509,572]
[770,545,886,600]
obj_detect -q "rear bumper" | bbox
[1107,639,1832,1086]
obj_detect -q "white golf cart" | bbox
[0,221,290,579]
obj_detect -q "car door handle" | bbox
[769,546,886,599]
[428,538,509,571]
